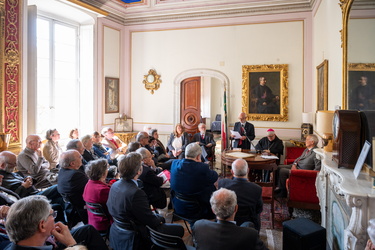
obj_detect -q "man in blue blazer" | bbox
[193,188,267,250]
[231,112,255,149]
[170,143,218,220]
[218,159,263,231]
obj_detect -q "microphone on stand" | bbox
[243,124,256,150]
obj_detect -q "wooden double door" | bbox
[180,77,201,136]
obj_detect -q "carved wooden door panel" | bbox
[180,77,201,136]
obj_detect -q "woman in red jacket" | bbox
[83,159,113,232]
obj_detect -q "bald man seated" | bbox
[17,135,58,189]
[193,188,267,250]
[218,159,263,231]
[0,151,63,207]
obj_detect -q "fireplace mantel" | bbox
[315,149,375,250]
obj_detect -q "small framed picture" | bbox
[115,118,133,132]
[105,77,119,113]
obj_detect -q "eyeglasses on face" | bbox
[49,211,57,219]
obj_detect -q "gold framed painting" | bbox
[105,77,119,114]
[348,63,375,111]
[242,64,288,121]
[316,60,328,111]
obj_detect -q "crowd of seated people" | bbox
[43,129,62,169]
[0,124,281,250]
[167,123,189,159]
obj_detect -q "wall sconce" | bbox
[143,69,161,94]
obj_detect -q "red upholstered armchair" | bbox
[283,146,306,165]
[287,169,320,211]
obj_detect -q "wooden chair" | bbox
[248,162,278,229]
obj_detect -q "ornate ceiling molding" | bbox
[81,0,317,25]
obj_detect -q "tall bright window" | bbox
[36,17,80,138]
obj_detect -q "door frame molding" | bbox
[173,68,230,128]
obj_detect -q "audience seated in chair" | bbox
[0,151,64,206]
[149,128,169,162]
[91,131,117,166]
[276,134,321,198]
[136,132,159,164]
[192,123,216,163]
[17,135,58,189]
[167,123,189,159]
[42,129,62,169]
[170,143,217,222]
[218,159,263,231]
[126,141,141,154]
[3,195,108,250]
[101,127,126,159]
[66,139,87,171]
[81,135,98,164]
[57,150,89,226]
[107,152,184,250]
[193,188,267,250]
[83,159,113,233]
[136,148,166,209]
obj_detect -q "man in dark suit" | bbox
[231,112,255,149]
[136,147,166,209]
[193,188,267,250]
[170,143,218,220]
[66,139,88,171]
[107,152,183,250]
[0,151,63,207]
[57,150,89,224]
[276,134,321,197]
[218,159,263,231]
[192,123,216,162]
[0,174,20,206]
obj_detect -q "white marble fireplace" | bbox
[315,149,375,250]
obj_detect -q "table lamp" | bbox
[316,110,334,152]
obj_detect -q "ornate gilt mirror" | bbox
[143,69,161,94]
[341,0,375,109]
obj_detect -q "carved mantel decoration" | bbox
[143,69,161,94]
[316,150,373,250]
[1,0,22,152]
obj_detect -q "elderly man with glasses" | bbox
[3,195,108,249]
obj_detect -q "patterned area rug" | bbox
[260,228,283,250]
